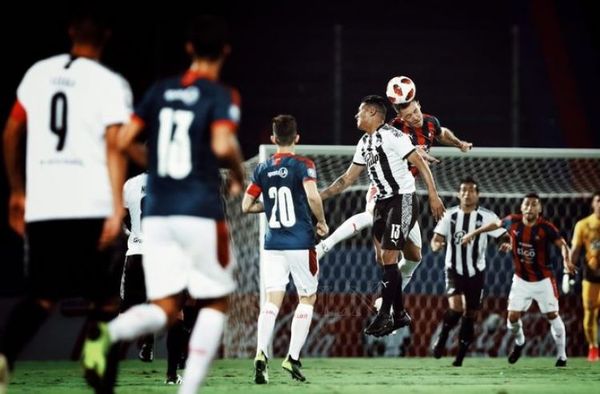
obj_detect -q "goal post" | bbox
[223,145,600,358]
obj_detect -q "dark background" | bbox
[1,0,599,294]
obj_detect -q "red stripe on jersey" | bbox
[427,120,437,140]
[510,222,524,279]
[131,114,145,128]
[216,220,230,268]
[211,119,237,133]
[10,100,26,122]
[246,183,262,198]
[309,249,318,276]
[520,225,538,281]
[294,155,316,169]
[180,69,217,86]
[536,225,553,279]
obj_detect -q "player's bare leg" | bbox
[583,280,599,362]
[432,295,463,359]
[546,311,567,367]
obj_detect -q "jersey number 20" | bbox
[157,108,193,179]
[268,186,296,228]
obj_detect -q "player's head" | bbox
[521,193,542,221]
[68,15,111,49]
[592,191,600,216]
[271,114,299,147]
[394,100,423,128]
[356,95,387,132]
[458,176,479,209]
[186,15,230,61]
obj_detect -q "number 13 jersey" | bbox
[13,54,132,222]
[247,153,317,250]
[133,71,240,220]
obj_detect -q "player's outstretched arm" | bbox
[462,219,502,245]
[304,180,329,237]
[319,163,363,201]
[430,233,446,252]
[439,127,472,152]
[407,150,445,221]
[3,115,26,236]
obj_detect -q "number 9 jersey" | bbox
[13,54,132,222]
[247,153,317,250]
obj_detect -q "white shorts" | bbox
[142,216,235,300]
[262,249,318,296]
[507,274,559,314]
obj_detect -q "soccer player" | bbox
[0,15,131,387]
[462,193,576,367]
[320,95,445,337]
[120,172,192,384]
[242,114,328,384]
[569,191,600,362]
[81,15,245,394]
[316,95,472,294]
[430,177,509,366]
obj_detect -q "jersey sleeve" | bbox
[352,141,366,165]
[246,165,262,198]
[211,86,241,131]
[16,63,38,112]
[100,74,133,127]
[500,214,515,230]
[543,221,561,243]
[122,179,132,209]
[134,82,160,124]
[571,220,584,248]
[431,116,443,140]
[299,158,317,182]
[484,212,506,238]
[433,210,451,236]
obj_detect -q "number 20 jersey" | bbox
[247,153,317,250]
[133,71,240,220]
[13,54,132,222]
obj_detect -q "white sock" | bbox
[507,318,525,346]
[288,303,314,360]
[549,316,567,360]
[398,258,421,290]
[107,303,167,343]
[179,308,225,394]
[322,211,372,251]
[256,302,279,358]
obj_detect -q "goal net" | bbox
[222,145,600,358]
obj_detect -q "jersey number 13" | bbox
[157,108,193,179]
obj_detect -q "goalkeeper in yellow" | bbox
[570,191,600,362]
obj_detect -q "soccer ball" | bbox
[386,76,416,105]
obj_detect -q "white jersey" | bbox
[353,124,416,200]
[434,205,506,277]
[17,54,132,222]
[123,173,147,256]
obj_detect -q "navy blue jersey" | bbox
[247,153,317,250]
[133,71,240,219]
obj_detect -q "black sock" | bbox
[166,320,185,376]
[0,298,50,370]
[393,270,406,315]
[440,309,462,339]
[380,265,401,314]
[458,316,474,350]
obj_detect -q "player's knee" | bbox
[546,311,558,320]
[382,250,400,264]
[507,311,520,323]
[403,243,422,261]
[299,293,317,305]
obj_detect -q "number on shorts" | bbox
[268,186,296,228]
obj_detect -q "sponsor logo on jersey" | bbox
[164,86,200,105]
[365,152,379,167]
[307,167,316,179]
[453,230,466,245]
[229,104,241,123]
[267,167,288,178]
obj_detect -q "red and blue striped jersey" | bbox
[501,214,562,282]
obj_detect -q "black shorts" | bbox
[373,193,419,250]
[120,254,147,311]
[445,269,485,311]
[25,219,122,302]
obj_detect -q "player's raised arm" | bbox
[303,179,329,237]
[438,126,472,152]
[462,219,502,245]
[3,106,27,236]
[319,163,363,200]
[406,150,445,221]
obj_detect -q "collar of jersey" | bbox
[273,152,295,158]
[181,69,217,86]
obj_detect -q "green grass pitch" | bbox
[6,357,600,393]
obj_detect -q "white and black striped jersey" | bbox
[352,124,416,200]
[434,205,507,277]
[15,54,132,222]
[123,173,147,256]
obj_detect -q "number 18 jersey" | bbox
[13,54,132,222]
[247,153,317,250]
